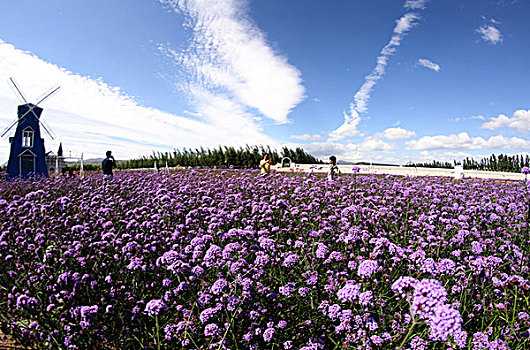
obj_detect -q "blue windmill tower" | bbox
[2,78,60,179]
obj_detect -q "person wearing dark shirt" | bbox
[102,151,116,178]
[327,155,340,181]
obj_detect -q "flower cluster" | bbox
[0,170,529,349]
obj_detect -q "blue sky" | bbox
[0,0,529,164]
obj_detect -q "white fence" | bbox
[274,163,527,181]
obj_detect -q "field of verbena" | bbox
[0,171,529,349]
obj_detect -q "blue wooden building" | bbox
[6,104,49,179]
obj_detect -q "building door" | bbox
[20,154,36,176]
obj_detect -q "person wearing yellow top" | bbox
[260,154,271,174]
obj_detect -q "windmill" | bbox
[2,78,60,179]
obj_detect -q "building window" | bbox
[22,130,34,147]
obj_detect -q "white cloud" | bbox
[481,109,530,131]
[330,1,426,141]
[470,115,485,120]
[404,0,429,9]
[160,0,305,124]
[383,127,416,140]
[328,108,361,141]
[406,132,530,150]
[406,133,486,150]
[417,58,440,72]
[300,135,395,162]
[359,136,395,152]
[0,38,276,162]
[476,23,503,45]
[414,150,479,163]
[290,134,324,141]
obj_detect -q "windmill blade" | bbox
[40,122,55,140]
[16,101,56,140]
[35,85,60,106]
[8,77,28,104]
[1,118,18,138]
[40,117,56,140]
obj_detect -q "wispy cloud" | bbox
[417,58,440,71]
[328,109,361,141]
[481,109,530,131]
[0,38,275,161]
[329,1,427,141]
[476,19,503,45]
[448,115,485,122]
[290,134,324,141]
[160,0,305,124]
[404,0,429,9]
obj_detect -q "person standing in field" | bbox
[327,155,340,181]
[102,150,116,181]
[260,154,272,174]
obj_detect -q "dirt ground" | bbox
[0,331,19,350]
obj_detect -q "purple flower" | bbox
[370,335,383,346]
[282,252,300,267]
[199,307,219,323]
[337,283,361,302]
[410,336,428,350]
[471,241,483,255]
[359,291,373,306]
[263,327,275,342]
[283,340,293,349]
[366,317,378,331]
[327,304,342,321]
[204,323,219,337]
[305,271,318,285]
[162,278,172,287]
[352,166,360,173]
[16,295,39,310]
[144,299,167,316]
[391,276,419,299]
[298,287,310,297]
[279,282,295,297]
[357,260,378,278]
[315,243,328,258]
[80,305,98,319]
[411,279,448,318]
[427,304,465,342]
[211,278,228,295]
[522,166,530,175]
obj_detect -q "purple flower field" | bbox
[1,170,529,349]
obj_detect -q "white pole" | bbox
[80,153,84,179]
[165,160,169,172]
[154,161,157,172]
[55,154,59,175]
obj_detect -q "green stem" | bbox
[155,315,160,350]
[398,320,416,349]
[510,286,518,338]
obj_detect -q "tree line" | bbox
[117,145,323,169]
[406,153,530,173]
[463,153,530,172]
